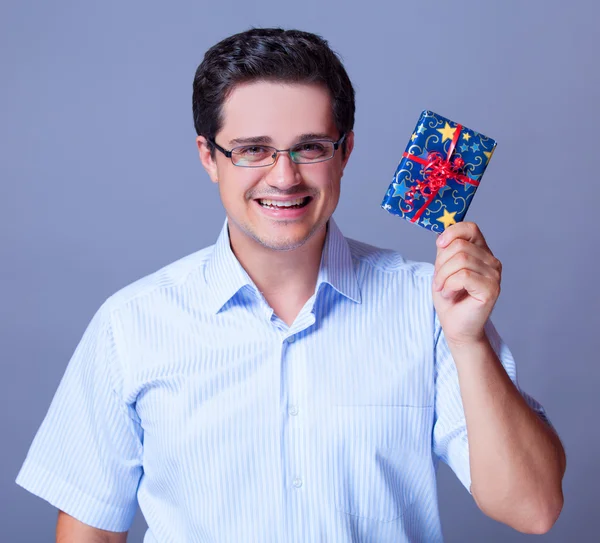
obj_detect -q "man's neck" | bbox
[228,222,328,326]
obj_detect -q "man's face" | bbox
[197,81,353,252]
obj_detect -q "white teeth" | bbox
[259,197,306,207]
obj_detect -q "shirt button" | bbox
[289,405,299,416]
[286,335,296,343]
[292,477,303,488]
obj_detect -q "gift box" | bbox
[381,110,497,234]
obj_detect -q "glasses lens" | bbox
[290,141,334,163]
[232,145,276,167]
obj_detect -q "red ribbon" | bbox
[400,124,479,223]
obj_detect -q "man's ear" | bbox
[196,135,219,184]
[340,131,355,175]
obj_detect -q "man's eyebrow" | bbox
[228,136,272,146]
[228,133,336,147]
[297,133,335,142]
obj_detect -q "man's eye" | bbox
[239,146,269,155]
[298,143,325,152]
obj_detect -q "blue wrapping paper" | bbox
[381,110,497,234]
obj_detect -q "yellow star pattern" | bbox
[436,122,456,143]
[483,149,495,164]
[410,132,418,142]
[462,132,471,142]
[436,208,457,229]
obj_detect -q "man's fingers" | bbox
[433,252,500,291]
[436,221,490,251]
[434,239,501,277]
[438,269,500,304]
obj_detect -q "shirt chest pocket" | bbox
[324,404,434,523]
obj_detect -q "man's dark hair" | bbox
[192,28,355,157]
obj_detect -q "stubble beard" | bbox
[237,216,327,252]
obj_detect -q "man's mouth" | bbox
[256,196,312,209]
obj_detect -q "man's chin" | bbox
[250,222,325,252]
[253,233,312,252]
[228,214,327,253]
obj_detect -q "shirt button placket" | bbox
[282,332,305,499]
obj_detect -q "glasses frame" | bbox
[208,133,347,168]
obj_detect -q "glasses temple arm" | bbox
[208,137,232,158]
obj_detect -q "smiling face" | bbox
[197,81,354,253]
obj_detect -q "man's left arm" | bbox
[432,222,566,534]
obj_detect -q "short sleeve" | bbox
[15,301,143,532]
[432,315,551,494]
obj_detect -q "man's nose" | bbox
[265,151,302,189]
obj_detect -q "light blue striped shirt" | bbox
[16,217,548,542]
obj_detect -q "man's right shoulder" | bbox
[103,243,217,313]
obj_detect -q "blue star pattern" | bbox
[392,180,410,199]
[381,110,497,233]
[437,185,452,197]
[463,172,481,192]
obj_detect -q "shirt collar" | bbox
[316,217,362,305]
[204,218,255,314]
[204,216,361,314]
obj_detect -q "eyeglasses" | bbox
[208,133,346,168]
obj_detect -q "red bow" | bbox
[400,124,479,223]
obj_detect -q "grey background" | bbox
[2,0,598,541]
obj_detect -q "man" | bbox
[16,28,565,542]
